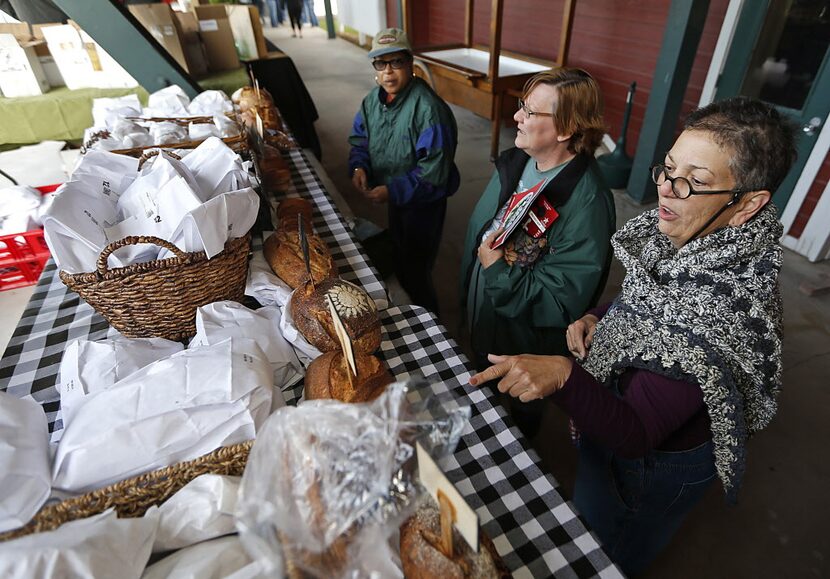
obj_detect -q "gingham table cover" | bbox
[0,149,621,578]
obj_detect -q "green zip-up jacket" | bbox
[348,77,460,207]
[461,147,615,359]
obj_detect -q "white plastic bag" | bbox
[236,381,470,578]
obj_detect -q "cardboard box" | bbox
[0,34,50,97]
[194,5,240,72]
[0,23,32,42]
[31,24,65,87]
[226,5,267,61]
[174,11,208,78]
[128,4,189,71]
[40,24,137,90]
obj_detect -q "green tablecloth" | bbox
[0,68,251,148]
[0,87,150,147]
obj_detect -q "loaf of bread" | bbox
[277,198,314,231]
[260,144,292,193]
[233,86,274,113]
[291,278,381,354]
[263,229,337,289]
[400,501,511,579]
[305,350,393,403]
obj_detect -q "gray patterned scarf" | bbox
[581,204,783,503]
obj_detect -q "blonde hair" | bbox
[523,68,605,156]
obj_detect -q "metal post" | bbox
[324,0,335,39]
[627,0,710,203]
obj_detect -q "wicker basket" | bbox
[0,440,253,543]
[59,234,251,341]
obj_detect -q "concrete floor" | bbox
[0,22,826,578]
[265,24,830,578]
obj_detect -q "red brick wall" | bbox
[788,153,830,238]
[408,0,729,150]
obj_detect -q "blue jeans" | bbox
[266,0,284,26]
[573,437,717,576]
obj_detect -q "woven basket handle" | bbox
[97,236,187,276]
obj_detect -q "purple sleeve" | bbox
[587,301,612,319]
[551,363,705,458]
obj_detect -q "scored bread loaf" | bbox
[291,278,381,354]
[263,229,337,289]
[277,198,313,231]
[305,350,393,403]
[400,501,512,579]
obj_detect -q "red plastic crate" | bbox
[0,184,59,292]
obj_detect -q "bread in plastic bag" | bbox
[235,380,470,578]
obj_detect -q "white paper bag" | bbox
[189,120,221,141]
[279,291,324,366]
[149,121,188,145]
[181,136,250,200]
[91,94,142,129]
[165,187,259,259]
[0,393,51,534]
[70,149,139,197]
[193,301,303,391]
[153,474,241,552]
[42,180,120,273]
[146,85,190,117]
[52,338,274,493]
[245,245,293,308]
[57,336,184,429]
[142,535,262,579]
[187,90,233,116]
[0,507,158,579]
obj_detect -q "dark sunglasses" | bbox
[372,57,409,71]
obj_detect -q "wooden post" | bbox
[557,0,577,66]
[487,0,504,82]
[465,0,475,47]
[488,0,504,161]
[401,0,411,37]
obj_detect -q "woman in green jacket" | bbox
[461,68,615,436]
[348,28,460,313]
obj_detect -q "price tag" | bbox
[254,109,264,140]
[416,441,479,552]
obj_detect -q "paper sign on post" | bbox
[326,294,357,378]
[416,441,479,552]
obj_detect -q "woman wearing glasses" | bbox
[469,97,797,575]
[460,68,615,438]
[348,28,460,313]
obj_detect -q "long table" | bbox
[0,148,621,578]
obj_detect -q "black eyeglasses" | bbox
[650,164,753,199]
[372,57,409,71]
[518,98,554,118]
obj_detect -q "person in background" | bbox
[469,97,797,576]
[266,0,284,27]
[301,0,318,27]
[348,28,460,314]
[286,0,303,37]
[460,68,615,438]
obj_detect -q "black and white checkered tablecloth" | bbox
[0,148,620,578]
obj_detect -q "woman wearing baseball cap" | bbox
[348,28,460,314]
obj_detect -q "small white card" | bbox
[416,441,479,552]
